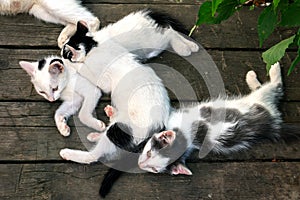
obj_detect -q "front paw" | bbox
[97,120,106,132]
[87,132,102,142]
[56,116,70,136]
[60,148,73,160]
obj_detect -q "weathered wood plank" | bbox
[0,100,300,128]
[0,4,296,49]
[1,49,299,101]
[1,162,299,199]
[0,124,299,161]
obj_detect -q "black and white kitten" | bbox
[138,62,286,175]
[58,9,199,164]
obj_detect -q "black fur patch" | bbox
[38,59,46,70]
[99,135,151,198]
[146,10,189,35]
[106,123,135,152]
[62,22,98,61]
[49,58,63,65]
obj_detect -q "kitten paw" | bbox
[246,70,261,91]
[88,17,100,32]
[59,148,73,160]
[104,105,115,117]
[171,38,199,56]
[97,120,106,131]
[87,132,102,142]
[56,116,70,136]
[57,24,77,48]
[269,62,281,83]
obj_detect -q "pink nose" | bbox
[48,97,55,102]
[138,162,145,168]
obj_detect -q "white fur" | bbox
[90,10,199,58]
[0,0,100,47]
[138,63,283,173]
[59,10,200,163]
[60,44,171,163]
[19,57,106,136]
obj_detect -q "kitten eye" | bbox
[52,86,58,92]
[39,91,46,94]
[147,150,151,158]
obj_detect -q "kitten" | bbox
[138,62,286,175]
[0,0,100,47]
[19,57,106,136]
[62,9,199,62]
[58,9,199,164]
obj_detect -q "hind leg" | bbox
[170,32,199,56]
[269,62,282,85]
[246,70,262,91]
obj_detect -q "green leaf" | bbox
[195,0,239,26]
[214,0,239,23]
[195,1,216,26]
[288,49,300,75]
[262,35,296,70]
[273,0,280,10]
[212,0,223,16]
[280,0,300,27]
[258,5,278,47]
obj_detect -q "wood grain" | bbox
[0,1,299,199]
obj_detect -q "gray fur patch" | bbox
[200,106,242,124]
[217,104,280,149]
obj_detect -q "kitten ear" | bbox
[171,163,192,176]
[76,21,89,35]
[19,61,35,77]
[49,62,64,75]
[159,130,176,146]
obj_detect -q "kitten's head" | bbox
[19,57,67,102]
[62,21,98,63]
[138,130,192,175]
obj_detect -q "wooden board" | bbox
[1,49,300,101]
[1,162,299,199]
[0,0,299,199]
[0,3,297,49]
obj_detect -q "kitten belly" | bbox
[0,0,34,15]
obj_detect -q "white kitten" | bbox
[0,0,100,47]
[19,57,106,136]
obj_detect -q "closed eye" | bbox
[52,86,58,92]
[147,150,151,158]
[39,91,46,94]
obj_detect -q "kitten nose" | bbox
[48,97,55,102]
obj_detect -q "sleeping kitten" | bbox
[0,0,100,47]
[19,57,106,136]
[62,9,199,62]
[138,62,285,175]
[58,9,199,164]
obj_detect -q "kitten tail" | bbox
[99,168,123,198]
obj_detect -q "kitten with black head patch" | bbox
[0,0,100,47]
[139,63,287,175]
[19,57,106,136]
[58,9,199,164]
[62,9,199,63]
